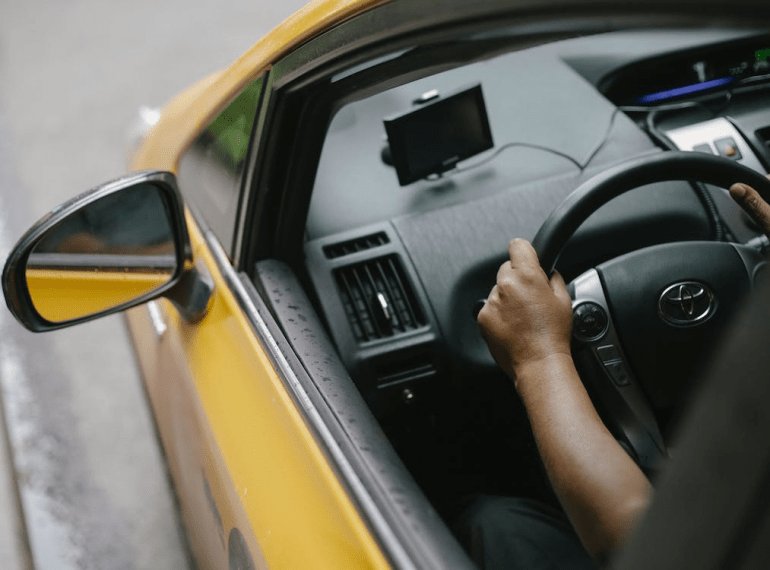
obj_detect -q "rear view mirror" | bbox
[3,171,193,331]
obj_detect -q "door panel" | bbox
[126,214,391,569]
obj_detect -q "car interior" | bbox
[245,17,770,560]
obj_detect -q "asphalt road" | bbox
[0,1,308,568]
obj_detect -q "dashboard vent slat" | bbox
[323,231,389,259]
[385,256,418,328]
[338,271,367,341]
[335,255,425,342]
[373,258,404,330]
[357,264,387,339]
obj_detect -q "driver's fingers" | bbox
[549,270,571,304]
[508,238,545,277]
[730,178,770,237]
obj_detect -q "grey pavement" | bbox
[0,1,308,568]
[0,391,29,570]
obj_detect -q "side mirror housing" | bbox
[2,170,211,332]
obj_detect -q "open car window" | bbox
[246,12,770,568]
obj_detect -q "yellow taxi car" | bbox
[4,0,770,568]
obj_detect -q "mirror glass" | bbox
[26,183,177,322]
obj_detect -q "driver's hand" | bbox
[730,174,770,237]
[477,239,573,384]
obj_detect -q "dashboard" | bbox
[600,35,770,105]
[302,28,770,421]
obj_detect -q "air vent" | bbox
[334,255,425,342]
[323,232,389,259]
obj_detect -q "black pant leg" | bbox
[455,495,597,570]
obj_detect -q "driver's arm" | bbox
[477,239,652,563]
[477,178,770,563]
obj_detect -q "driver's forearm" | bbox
[514,353,652,562]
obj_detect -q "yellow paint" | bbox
[128,212,391,568]
[198,214,387,567]
[126,1,395,567]
[27,268,170,322]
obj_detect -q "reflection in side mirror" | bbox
[3,171,195,332]
[25,183,177,322]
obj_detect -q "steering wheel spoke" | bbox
[570,268,666,472]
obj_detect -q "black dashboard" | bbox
[600,34,770,106]
[302,28,770,420]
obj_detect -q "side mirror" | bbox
[3,170,211,332]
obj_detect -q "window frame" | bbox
[176,73,268,259]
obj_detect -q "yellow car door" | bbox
[121,4,401,568]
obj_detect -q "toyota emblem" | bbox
[658,281,717,327]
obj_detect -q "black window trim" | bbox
[176,73,268,261]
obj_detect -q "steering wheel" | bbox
[530,151,770,471]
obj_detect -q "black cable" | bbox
[454,107,622,174]
[454,141,583,171]
[450,87,737,244]
[460,76,766,178]
[626,78,770,243]
[579,107,622,169]
[641,107,726,242]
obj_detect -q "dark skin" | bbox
[477,175,770,563]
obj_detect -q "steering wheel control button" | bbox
[604,361,631,387]
[658,281,717,327]
[572,302,609,342]
[596,344,620,363]
[714,137,742,160]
